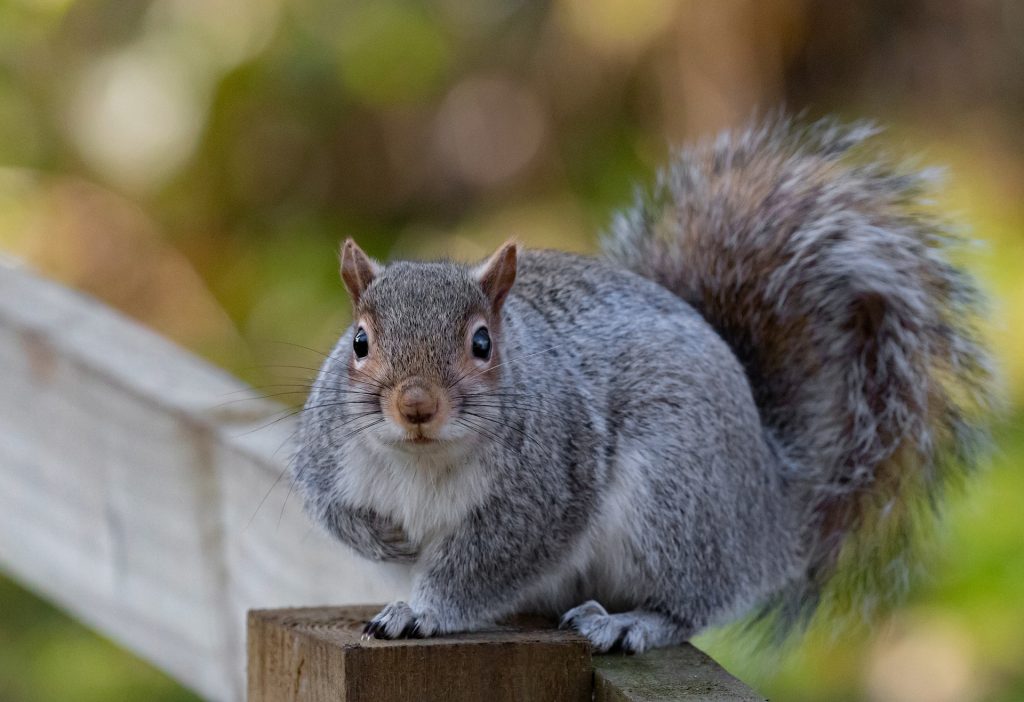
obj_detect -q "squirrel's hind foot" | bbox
[559,600,689,654]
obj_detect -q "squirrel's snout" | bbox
[396,383,440,427]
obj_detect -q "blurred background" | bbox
[0,0,1022,700]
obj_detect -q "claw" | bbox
[607,627,629,654]
[361,601,439,641]
[362,619,387,639]
[558,613,575,630]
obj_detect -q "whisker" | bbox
[455,416,524,457]
[247,420,311,529]
[259,339,335,359]
[459,400,554,415]
[265,407,383,533]
[459,410,547,452]
[219,383,315,398]
[247,465,289,529]
[458,394,555,415]
[349,368,391,393]
[215,390,316,408]
[256,359,394,398]
[276,474,298,530]
[260,364,379,389]
[308,389,383,401]
[248,363,324,375]
[447,343,562,388]
[458,389,547,402]
[232,400,382,438]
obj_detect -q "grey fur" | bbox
[293,117,993,653]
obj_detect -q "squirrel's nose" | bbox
[398,384,438,425]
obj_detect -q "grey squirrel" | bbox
[293,117,994,653]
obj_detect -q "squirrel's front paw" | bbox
[362,601,440,640]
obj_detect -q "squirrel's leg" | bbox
[362,557,525,640]
[559,601,691,654]
[364,493,569,639]
[321,501,419,563]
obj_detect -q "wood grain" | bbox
[593,645,765,701]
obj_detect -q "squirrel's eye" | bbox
[353,327,369,359]
[471,327,491,360]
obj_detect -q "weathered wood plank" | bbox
[248,606,593,702]
[0,261,409,701]
[593,647,765,701]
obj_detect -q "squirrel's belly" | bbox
[522,450,651,614]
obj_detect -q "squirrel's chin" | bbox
[388,436,451,455]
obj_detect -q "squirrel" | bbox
[293,117,994,654]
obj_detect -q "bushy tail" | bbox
[603,117,995,632]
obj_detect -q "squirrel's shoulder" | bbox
[516,248,607,279]
[511,248,692,319]
[514,248,637,293]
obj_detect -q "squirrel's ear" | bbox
[474,240,518,312]
[339,238,380,306]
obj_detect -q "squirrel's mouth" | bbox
[390,434,450,455]
[394,428,444,449]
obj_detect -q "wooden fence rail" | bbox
[0,261,760,700]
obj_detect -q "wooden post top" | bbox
[248,606,764,702]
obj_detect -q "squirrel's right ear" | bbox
[474,240,518,313]
[339,238,380,306]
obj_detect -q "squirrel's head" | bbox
[332,238,517,454]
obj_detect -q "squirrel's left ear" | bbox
[474,240,518,312]
[339,238,380,306]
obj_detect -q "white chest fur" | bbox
[332,439,494,545]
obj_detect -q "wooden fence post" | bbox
[247,607,765,701]
[247,607,593,701]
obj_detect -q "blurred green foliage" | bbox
[1,0,1022,700]
[0,577,200,701]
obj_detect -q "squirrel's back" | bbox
[603,116,995,633]
[507,248,759,423]
[509,248,703,334]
